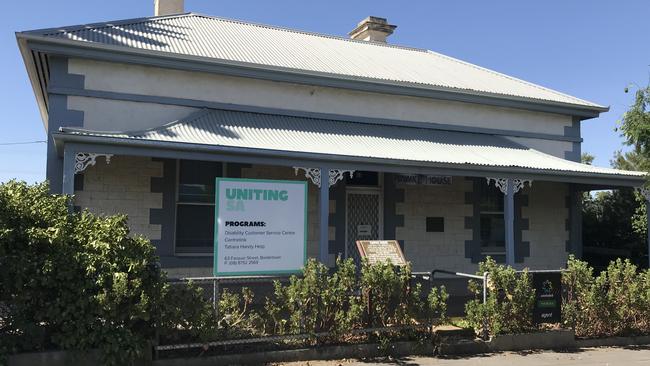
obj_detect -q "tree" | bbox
[618,83,650,170]
[581,82,650,269]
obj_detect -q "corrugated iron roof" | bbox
[26,13,604,110]
[59,108,642,178]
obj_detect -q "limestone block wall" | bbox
[73,156,163,240]
[395,178,475,273]
[520,181,569,270]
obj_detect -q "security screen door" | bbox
[345,189,383,266]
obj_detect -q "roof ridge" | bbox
[19,12,195,36]
[425,50,600,107]
[187,13,430,53]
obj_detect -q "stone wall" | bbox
[395,179,569,273]
[73,157,570,278]
[395,178,475,273]
[520,181,570,270]
[73,156,163,240]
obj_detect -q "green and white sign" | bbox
[214,178,307,276]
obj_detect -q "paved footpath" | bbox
[277,346,650,366]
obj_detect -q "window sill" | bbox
[174,252,213,257]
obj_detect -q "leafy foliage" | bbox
[465,257,535,336]
[0,182,449,361]
[0,181,167,365]
[262,258,447,341]
[618,83,650,162]
[581,149,647,269]
[263,258,363,338]
[562,256,650,338]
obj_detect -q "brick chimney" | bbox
[154,0,184,16]
[349,16,396,43]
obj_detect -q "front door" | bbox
[345,188,383,266]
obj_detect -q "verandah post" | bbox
[319,166,330,265]
[504,178,515,267]
[62,145,75,197]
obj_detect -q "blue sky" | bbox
[1,0,648,183]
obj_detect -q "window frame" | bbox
[173,160,225,256]
[479,184,506,255]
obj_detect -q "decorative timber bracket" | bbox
[74,153,113,174]
[293,167,355,188]
[486,177,532,195]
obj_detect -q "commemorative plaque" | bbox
[356,240,407,266]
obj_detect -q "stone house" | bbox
[16,0,646,280]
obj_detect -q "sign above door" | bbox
[394,174,452,186]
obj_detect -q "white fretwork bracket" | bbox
[74,153,113,174]
[636,186,650,201]
[293,167,355,187]
[486,177,532,195]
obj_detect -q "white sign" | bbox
[357,224,372,236]
[214,178,307,276]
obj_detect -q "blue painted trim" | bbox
[150,158,176,258]
[47,86,584,143]
[564,117,582,162]
[329,182,347,256]
[514,193,530,263]
[46,56,85,193]
[22,37,607,118]
[383,173,405,244]
[566,184,583,258]
[464,178,482,263]
[504,179,515,266]
[319,167,330,265]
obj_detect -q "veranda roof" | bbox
[55,108,645,187]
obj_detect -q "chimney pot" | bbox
[349,16,396,43]
[154,0,184,16]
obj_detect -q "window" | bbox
[175,160,223,254]
[426,217,444,232]
[479,183,505,254]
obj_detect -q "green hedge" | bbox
[0,181,447,364]
[563,256,650,338]
[0,181,169,365]
[465,256,650,339]
[465,257,535,336]
[162,258,449,345]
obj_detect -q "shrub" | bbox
[157,281,217,344]
[0,181,168,365]
[261,258,447,341]
[360,260,421,327]
[263,258,363,339]
[465,257,535,337]
[426,285,449,324]
[217,287,260,339]
[562,256,650,338]
[0,181,450,360]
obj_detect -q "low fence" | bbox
[158,271,440,356]
[158,268,564,356]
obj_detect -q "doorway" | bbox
[345,188,383,266]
